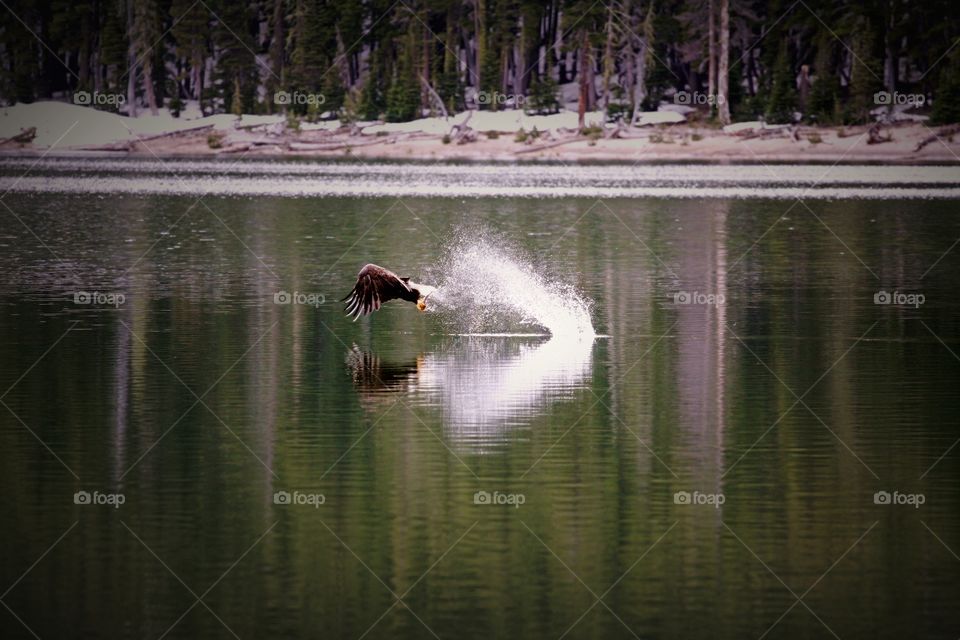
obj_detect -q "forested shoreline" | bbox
[2,0,959,127]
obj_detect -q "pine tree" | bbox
[526,76,559,114]
[100,1,127,94]
[170,0,209,103]
[5,10,40,103]
[765,41,797,124]
[385,39,420,123]
[644,6,677,111]
[50,0,95,91]
[562,0,606,129]
[846,18,883,124]
[211,0,258,115]
[320,63,346,117]
[133,0,161,114]
[807,30,838,124]
[266,0,286,112]
[436,2,464,113]
[359,47,387,120]
[930,52,960,124]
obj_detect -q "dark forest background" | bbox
[2,0,959,126]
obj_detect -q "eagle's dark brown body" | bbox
[342,264,436,319]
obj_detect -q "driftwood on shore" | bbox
[914,125,960,152]
[605,121,629,139]
[12,108,954,159]
[733,126,792,141]
[0,127,36,146]
[447,111,476,144]
[515,136,582,154]
[288,137,398,151]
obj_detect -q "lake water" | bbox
[1,160,959,639]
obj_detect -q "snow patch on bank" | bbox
[0,101,285,148]
[2,101,688,149]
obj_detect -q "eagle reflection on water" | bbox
[345,345,422,398]
[345,337,594,451]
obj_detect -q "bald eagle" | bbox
[342,264,438,320]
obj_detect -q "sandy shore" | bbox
[10,123,959,164]
[2,102,958,163]
[284,124,960,163]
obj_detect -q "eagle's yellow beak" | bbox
[417,298,427,311]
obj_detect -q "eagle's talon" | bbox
[417,299,427,311]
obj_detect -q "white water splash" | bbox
[429,238,595,338]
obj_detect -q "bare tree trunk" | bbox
[578,30,589,130]
[883,11,896,98]
[142,61,158,115]
[500,43,509,97]
[474,0,485,94]
[631,4,654,125]
[625,37,635,117]
[78,19,90,89]
[708,0,716,115]
[126,0,137,116]
[631,46,648,125]
[717,0,731,125]
[601,3,614,110]
[269,0,284,103]
[799,64,811,111]
[423,20,432,113]
[133,0,158,115]
[420,74,449,118]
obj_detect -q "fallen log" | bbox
[456,129,478,144]
[222,134,284,146]
[287,137,399,151]
[605,121,629,139]
[76,140,134,151]
[515,137,582,154]
[914,125,960,152]
[735,127,791,141]
[0,127,36,145]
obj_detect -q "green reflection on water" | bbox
[1,194,958,639]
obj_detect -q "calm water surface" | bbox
[1,166,959,639]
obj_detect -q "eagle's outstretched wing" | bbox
[342,264,413,319]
